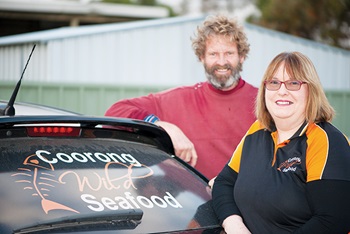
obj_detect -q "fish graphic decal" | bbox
[11,154,79,214]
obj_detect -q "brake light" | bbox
[27,126,81,137]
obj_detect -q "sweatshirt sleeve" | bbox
[293,179,350,234]
[212,164,242,224]
[105,93,159,120]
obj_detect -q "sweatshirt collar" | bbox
[206,78,245,95]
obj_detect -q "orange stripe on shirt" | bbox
[228,120,264,173]
[306,123,329,182]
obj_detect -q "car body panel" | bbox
[0,115,221,234]
[0,101,80,116]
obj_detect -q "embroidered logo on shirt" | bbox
[277,157,301,172]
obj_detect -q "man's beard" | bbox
[204,63,242,90]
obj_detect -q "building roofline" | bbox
[0,12,348,56]
[0,15,206,46]
[0,0,169,18]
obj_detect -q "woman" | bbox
[212,51,350,233]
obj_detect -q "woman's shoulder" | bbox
[246,120,266,135]
[308,122,349,145]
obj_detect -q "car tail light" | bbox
[26,126,81,137]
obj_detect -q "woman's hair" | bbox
[255,51,335,130]
[191,14,250,61]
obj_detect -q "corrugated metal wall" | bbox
[0,15,349,135]
[0,16,204,87]
[0,15,349,89]
[1,82,349,137]
[243,24,350,89]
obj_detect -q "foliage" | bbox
[102,0,131,4]
[248,0,350,50]
[102,0,156,5]
[101,0,176,16]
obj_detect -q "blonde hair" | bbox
[191,14,250,61]
[255,51,335,130]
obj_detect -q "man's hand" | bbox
[155,121,198,167]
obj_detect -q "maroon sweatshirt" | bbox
[105,79,258,179]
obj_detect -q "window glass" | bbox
[0,137,219,233]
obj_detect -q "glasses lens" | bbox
[265,80,280,90]
[265,80,304,91]
[285,81,301,91]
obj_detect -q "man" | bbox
[105,14,257,179]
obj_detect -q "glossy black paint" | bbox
[0,116,221,233]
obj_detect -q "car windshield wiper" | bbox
[13,209,143,234]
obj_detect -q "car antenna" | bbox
[2,44,36,116]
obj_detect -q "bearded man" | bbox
[105,14,257,180]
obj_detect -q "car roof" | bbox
[0,100,80,116]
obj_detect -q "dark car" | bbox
[0,44,221,233]
[0,101,222,234]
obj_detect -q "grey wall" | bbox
[0,15,349,90]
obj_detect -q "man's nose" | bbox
[216,54,228,65]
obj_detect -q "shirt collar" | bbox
[206,78,245,95]
[271,121,309,141]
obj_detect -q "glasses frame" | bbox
[264,80,307,91]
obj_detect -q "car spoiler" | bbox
[0,115,175,155]
[0,115,209,182]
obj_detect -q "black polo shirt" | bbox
[222,120,350,233]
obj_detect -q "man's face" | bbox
[200,35,244,91]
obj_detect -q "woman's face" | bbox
[265,63,308,127]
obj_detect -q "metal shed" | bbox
[0,15,349,89]
[0,15,349,136]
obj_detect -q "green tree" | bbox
[102,0,132,4]
[101,0,176,16]
[249,0,350,50]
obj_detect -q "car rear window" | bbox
[0,130,219,233]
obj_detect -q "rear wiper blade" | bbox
[13,209,143,234]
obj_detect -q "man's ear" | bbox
[240,56,245,64]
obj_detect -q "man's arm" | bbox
[155,121,197,167]
[105,95,157,120]
[105,95,198,167]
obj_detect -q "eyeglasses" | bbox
[264,80,307,91]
